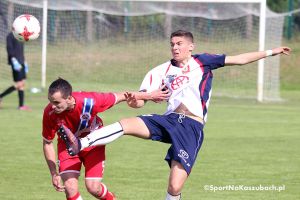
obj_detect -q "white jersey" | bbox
[139,54,225,123]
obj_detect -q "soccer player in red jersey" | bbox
[42,78,169,200]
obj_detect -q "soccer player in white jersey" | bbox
[60,30,291,200]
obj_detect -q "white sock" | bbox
[166,192,181,200]
[80,122,124,149]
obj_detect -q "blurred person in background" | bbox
[0,31,30,110]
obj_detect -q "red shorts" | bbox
[58,142,105,179]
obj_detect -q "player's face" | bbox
[48,91,72,114]
[170,36,194,63]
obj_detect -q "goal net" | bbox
[0,0,285,101]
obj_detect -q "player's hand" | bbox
[271,47,291,56]
[11,57,22,71]
[150,84,171,103]
[52,174,65,192]
[125,92,139,107]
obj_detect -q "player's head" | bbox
[170,30,195,63]
[48,78,74,114]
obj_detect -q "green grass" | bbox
[0,35,299,200]
[281,38,300,90]
[0,88,299,200]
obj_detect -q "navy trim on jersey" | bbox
[77,98,94,132]
[200,71,213,118]
[194,56,216,120]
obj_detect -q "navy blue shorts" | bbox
[138,113,204,174]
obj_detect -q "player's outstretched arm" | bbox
[114,86,170,108]
[225,46,291,66]
[125,86,171,108]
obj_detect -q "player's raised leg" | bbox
[60,117,151,156]
[58,125,82,156]
[119,117,151,139]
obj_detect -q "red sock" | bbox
[98,183,116,200]
[67,192,82,200]
[104,192,116,200]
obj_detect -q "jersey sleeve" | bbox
[139,68,162,93]
[42,107,56,142]
[6,33,15,63]
[93,92,116,112]
[196,53,226,70]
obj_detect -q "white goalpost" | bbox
[257,0,267,102]
[0,0,284,101]
[41,0,48,89]
[125,0,270,102]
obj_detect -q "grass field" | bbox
[0,83,299,199]
[0,37,299,199]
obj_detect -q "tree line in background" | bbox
[268,0,300,39]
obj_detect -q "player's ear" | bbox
[66,95,73,102]
[189,43,195,52]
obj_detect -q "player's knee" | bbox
[167,183,182,196]
[64,179,79,197]
[15,83,24,90]
[86,187,97,196]
[120,117,150,139]
[85,181,101,197]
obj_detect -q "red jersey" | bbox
[42,92,116,145]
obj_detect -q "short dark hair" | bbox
[48,78,72,99]
[170,30,194,42]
